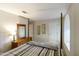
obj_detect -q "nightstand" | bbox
[11,37,32,49]
[11,42,18,49]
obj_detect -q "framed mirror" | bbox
[17,24,26,39]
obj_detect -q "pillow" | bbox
[28,41,58,50]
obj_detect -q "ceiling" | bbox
[0,3,70,20]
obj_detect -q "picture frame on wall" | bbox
[42,24,46,34]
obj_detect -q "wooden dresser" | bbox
[11,37,32,49]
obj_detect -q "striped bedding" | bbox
[1,43,58,56]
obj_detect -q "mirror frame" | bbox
[17,24,26,39]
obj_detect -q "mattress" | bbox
[0,43,58,56]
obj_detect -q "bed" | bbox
[0,41,59,56]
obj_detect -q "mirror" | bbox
[17,24,26,39]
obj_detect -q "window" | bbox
[37,25,41,35]
[64,14,70,51]
[42,24,46,34]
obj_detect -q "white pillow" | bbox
[28,41,58,50]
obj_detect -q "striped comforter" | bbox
[1,43,58,56]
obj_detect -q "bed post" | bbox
[60,13,63,56]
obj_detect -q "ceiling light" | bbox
[22,11,27,14]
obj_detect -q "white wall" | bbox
[33,19,60,43]
[70,4,79,56]
[0,10,28,53]
[63,4,79,56]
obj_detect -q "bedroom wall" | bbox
[69,4,79,56]
[63,4,73,56]
[63,4,79,56]
[33,19,60,43]
[0,10,28,53]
